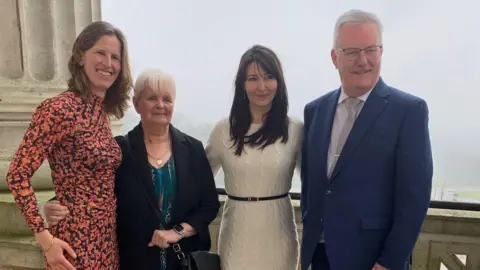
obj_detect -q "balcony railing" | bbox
[0,190,479,269]
[216,188,480,211]
[214,188,480,270]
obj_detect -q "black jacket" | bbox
[115,123,220,270]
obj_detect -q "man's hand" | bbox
[43,200,69,227]
[372,263,388,270]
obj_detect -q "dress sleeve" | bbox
[6,99,74,233]
[295,145,302,173]
[293,119,304,174]
[205,121,223,177]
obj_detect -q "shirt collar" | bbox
[338,87,373,104]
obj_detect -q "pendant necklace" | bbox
[147,140,171,165]
[147,150,169,165]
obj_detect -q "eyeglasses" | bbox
[337,45,383,60]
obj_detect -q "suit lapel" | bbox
[315,90,340,179]
[128,124,159,217]
[169,125,188,221]
[330,78,390,180]
[128,124,189,226]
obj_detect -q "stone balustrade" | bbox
[413,209,480,270]
[0,194,479,270]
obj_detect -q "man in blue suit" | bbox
[300,9,433,270]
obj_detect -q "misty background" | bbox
[101,0,480,201]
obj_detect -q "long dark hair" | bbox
[229,45,289,156]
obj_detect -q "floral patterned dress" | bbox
[6,91,121,269]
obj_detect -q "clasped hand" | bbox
[148,229,182,248]
[45,201,184,254]
[372,263,388,270]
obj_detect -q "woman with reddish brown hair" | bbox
[6,21,132,270]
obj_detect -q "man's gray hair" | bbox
[333,9,383,48]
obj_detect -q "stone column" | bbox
[0,0,122,191]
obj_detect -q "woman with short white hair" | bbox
[43,69,220,270]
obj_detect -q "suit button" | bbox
[320,218,323,222]
[325,190,331,196]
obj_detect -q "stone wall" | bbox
[0,0,122,192]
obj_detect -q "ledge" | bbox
[1,192,480,236]
[1,193,480,270]
[425,208,480,220]
[0,235,43,270]
[0,191,54,236]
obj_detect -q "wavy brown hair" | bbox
[67,21,133,119]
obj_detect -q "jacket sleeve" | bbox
[185,142,221,233]
[300,104,312,216]
[377,99,433,269]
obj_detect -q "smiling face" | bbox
[244,62,278,110]
[81,35,121,97]
[133,78,176,127]
[331,22,383,97]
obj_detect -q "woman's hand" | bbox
[43,200,69,227]
[148,229,183,248]
[36,230,77,270]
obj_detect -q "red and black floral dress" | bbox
[6,91,121,269]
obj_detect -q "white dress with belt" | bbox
[205,117,302,270]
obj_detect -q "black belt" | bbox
[227,193,289,202]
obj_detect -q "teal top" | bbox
[151,156,176,270]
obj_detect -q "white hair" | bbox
[133,69,176,98]
[333,9,383,48]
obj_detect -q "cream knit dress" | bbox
[205,117,302,270]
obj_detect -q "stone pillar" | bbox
[0,0,121,191]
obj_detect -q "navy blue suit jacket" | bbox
[300,77,433,270]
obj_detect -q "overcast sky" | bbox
[101,0,479,187]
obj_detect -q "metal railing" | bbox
[215,188,480,211]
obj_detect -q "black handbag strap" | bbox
[123,134,187,260]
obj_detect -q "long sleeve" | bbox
[300,106,312,216]
[377,99,433,269]
[293,120,304,174]
[6,99,73,233]
[185,142,221,233]
[295,148,302,174]
[205,121,223,177]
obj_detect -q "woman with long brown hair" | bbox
[6,21,132,270]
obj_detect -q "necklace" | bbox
[146,139,171,165]
[147,151,169,165]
